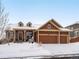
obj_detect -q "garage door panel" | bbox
[60,36,67,43]
[39,36,58,43]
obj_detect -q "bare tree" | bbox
[0,0,8,40]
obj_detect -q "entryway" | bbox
[26,31,34,42]
[15,30,35,42]
[18,31,24,42]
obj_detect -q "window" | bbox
[10,31,14,37]
[71,27,73,30]
[47,24,52,29]
[18,22,24,27]
[70,31,74,37]
[77,31,79,36]
[74,31,78,36]
[26,22,32,27]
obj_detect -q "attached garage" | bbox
[60,36,68,43]
[36,19,71,44]
[39,34,58,43]
[38,31,58,43]
[60,32,69,43]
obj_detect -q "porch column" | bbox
[6,31,8,42]
[18,31,19,41]
[67,32,70,43]
[13,30,16,42]
[58,31,60,44]
[33,31,34,42]
[69,32,71,43]
[38,30,39,43]
[8,31,11,42]
[24,30,26,42]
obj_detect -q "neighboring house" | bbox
[5,19,71,44]
[66,22,79,43]
[66,22,79,37]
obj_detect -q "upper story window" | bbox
[18,21,24,27]
[26,22,32,27]
[47,24,52,29]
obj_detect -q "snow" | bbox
[59,28,72,31]
[42,42,79,57]
[0,42,79,58]
[0,42,51,58]
[6,23,71,31]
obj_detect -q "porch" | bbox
[13,30,36,42]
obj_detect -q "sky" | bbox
[2,0,79,27]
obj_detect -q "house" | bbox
[66,22,79,42]
[5,19,71,44]
[66,22,79,37]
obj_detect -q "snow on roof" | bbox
[6,24,71,32]
[13,26,36,30]
[5,23,43,31]
[66,21,79,28]
[5,20,71,32]
[59,28,72,31]
[5,24,17,30]
[5,24,37,30]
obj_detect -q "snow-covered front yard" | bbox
[0,42,79,58]
[42,43,79,57]
[0,42,51,58]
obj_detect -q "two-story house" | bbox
[66,22,79,42]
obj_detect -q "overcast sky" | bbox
[2,0,79,27]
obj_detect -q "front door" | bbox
[18,31,23,42]
[26,31,33,41]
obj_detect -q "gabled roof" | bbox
[59,28,72,32]
[38,18,63,30]
[66,21,79,28]
[13,26,36,30]
[5,24,37,31]
[5,19,71,32]
[50,19,63,28]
